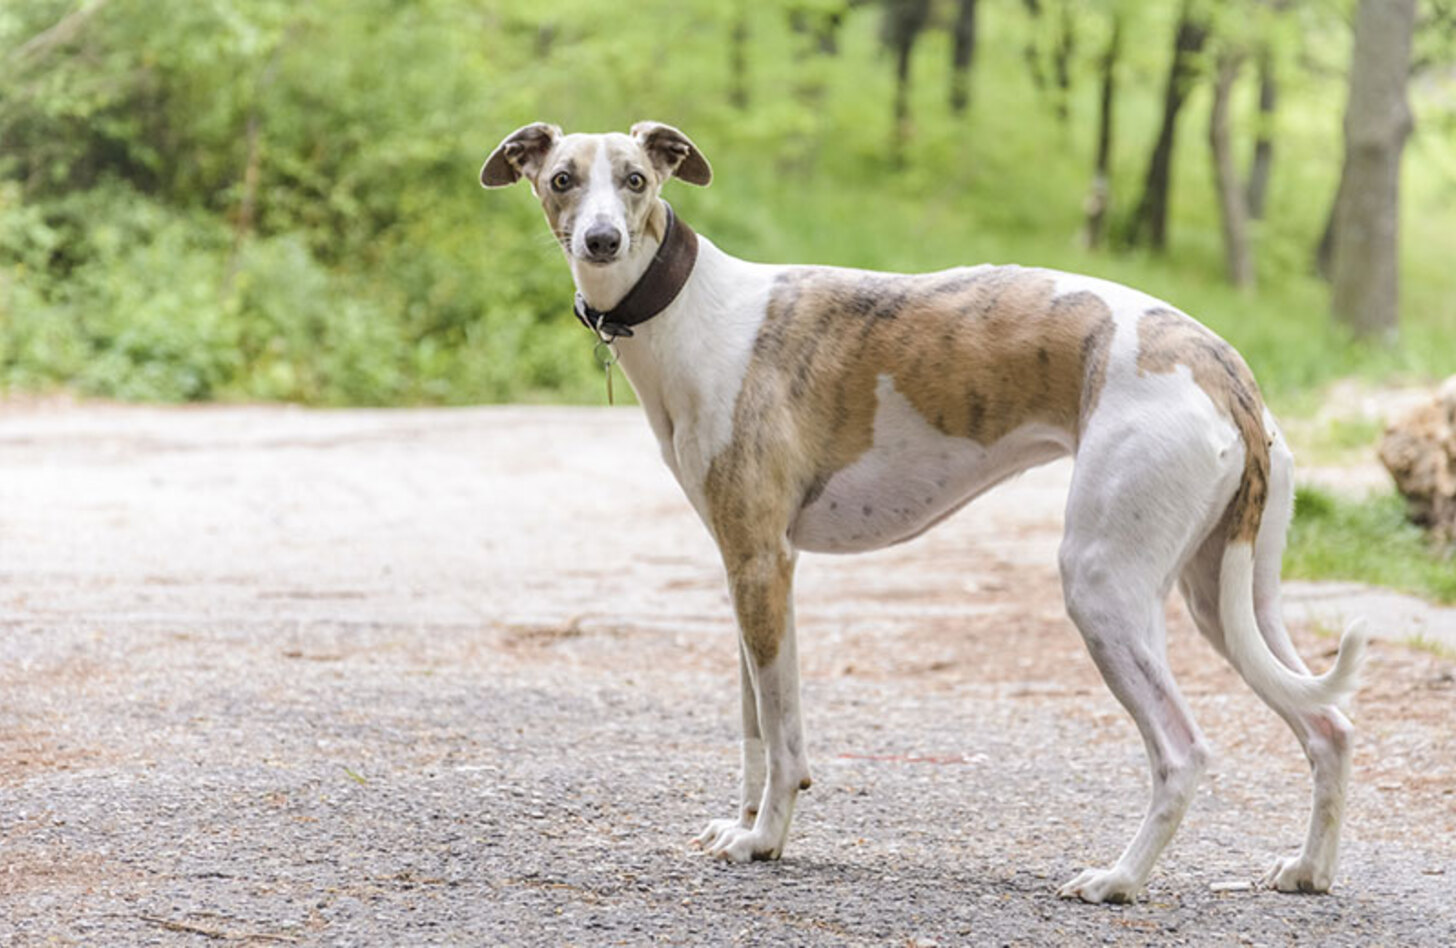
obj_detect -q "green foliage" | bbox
[1286,485,1456,604]
[0,0,608,404]
[0,0,1452,406]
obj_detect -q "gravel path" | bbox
[1,403,1453,945]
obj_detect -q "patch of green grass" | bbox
[1318,416,1386,454]
[1285,485,1456,604]
[1404,631,1456,660]
[1285,413,1386,465]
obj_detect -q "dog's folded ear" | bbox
[481,122,562,188]
[631,121,712,187]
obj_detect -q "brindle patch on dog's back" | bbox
[705,265,1115,663]
[1135,307,1270,543]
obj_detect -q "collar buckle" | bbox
[574,293,635,340]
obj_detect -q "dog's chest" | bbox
[788,376,1068,553]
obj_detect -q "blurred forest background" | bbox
[0,0,1453,408]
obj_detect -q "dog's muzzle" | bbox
[582,223,622,263]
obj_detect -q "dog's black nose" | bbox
[584,225,621,258]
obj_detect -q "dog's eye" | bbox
[550,171,573,192]
[626,171,647,192]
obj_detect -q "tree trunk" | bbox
[1210,52,1254,289]
[885,0,931,168]
[1020,0,1046,91]
[949,0,979,114]
[1084,13,1121,250]
[224,35,288,292]
[729,4,749,110]
[1314,175,1341,279]
[1245,46,1276,219]
[789,6,844,57]
[1329,0,1417,340]
[1051,0,1075,123]
[1126,4,1208,251]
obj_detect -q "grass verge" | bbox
[1285,485,1456,605]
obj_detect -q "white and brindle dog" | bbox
[482,121,1367,903]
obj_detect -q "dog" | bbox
[481,121,1367,903]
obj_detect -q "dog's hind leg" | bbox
[1179,430,1355,893]
[699,544,811,862]
[1055,419,1233,903]
[693,639,767,846]
[1056,563,1210,903]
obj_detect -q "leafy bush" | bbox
[1,0,1452,406]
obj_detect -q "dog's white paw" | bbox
[1261,855,1332,893]
[697,823,782,863]
[1057,867,1142,904]
[692,817,748,852]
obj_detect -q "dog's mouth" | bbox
[575,240,633,267]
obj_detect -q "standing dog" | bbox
[482,121,1366,903]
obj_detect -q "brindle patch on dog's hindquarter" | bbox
[1135,307,1270,543]
[704,265,1116,665]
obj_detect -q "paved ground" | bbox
[1,403,1453,946]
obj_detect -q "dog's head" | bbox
[482,122,711,267]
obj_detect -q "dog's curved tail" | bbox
[1218,541,1367,711]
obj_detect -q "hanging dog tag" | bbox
[593,339,619,406]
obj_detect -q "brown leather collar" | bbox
[574,203,697,340]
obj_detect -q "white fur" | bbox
[792,374,1069,553]
[573,144,629,261]
[612,237,772,519]
[1220,544,1367,711]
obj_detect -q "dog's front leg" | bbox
[697,546,811,862]
[694,639,766,847]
